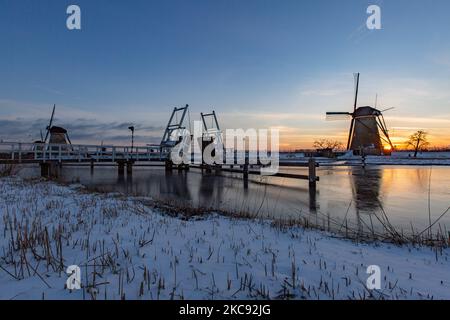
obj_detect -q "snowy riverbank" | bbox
[0,177,449,300]
[280,151,450,166]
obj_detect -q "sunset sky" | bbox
[0,0,449,150]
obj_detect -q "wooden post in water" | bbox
[165,160,173,172]
[308,158,317,212]
[243,155,249,189]
[308,158,317,187]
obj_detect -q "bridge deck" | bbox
[0,142,318,183]
[0,142,166,164]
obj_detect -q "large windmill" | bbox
[326,73,395,156]
[41,105,73,146]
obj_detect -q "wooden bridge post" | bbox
[117,161,125,176]
[40,163,49,177]
[40,162,60,178]
[51,162,61,178]
[165,160,173,172]
[126,161,133,176]
[18,143,22,163]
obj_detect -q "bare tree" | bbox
[406,130,429,157]
[313,139,344,151]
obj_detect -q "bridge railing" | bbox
[0,142,166,163]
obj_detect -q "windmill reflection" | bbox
[350,167,383,235]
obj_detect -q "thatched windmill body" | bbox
[326,74,394,156]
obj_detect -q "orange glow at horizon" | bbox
[277,132,450,151]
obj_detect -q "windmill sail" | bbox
[326,112,352,120]
[44,104,56,143]
[347,73,360,150]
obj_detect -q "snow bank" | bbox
[0,178,449,300]
[280,152,450,166]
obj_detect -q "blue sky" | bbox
[0,0,449,148]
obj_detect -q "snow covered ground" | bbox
[0,177,449,300]
[338,151,450,166]
[280,151,450,166]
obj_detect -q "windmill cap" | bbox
[354,106,382,116]
[49,126,67,134]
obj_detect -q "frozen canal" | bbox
[20,164,450,238]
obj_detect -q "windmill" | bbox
[326,73,395,156]
[42,105,73,146]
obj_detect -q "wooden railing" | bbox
[0,142,165,163]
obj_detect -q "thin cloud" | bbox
[0,118,165,145]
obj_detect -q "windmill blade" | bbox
[48,104,55,129]
[326,112,352,121]
[353,73,360,113]
[326,112,352,115]
[380,113,388,132]
[379,114,395,150]
[44,104,56,142]
[65,132,72,145]
[381,107,395,113]
[341,73,359,150]
[347,118,355,150]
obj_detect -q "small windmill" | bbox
[42,105,73,145]
[326,73,395,156]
